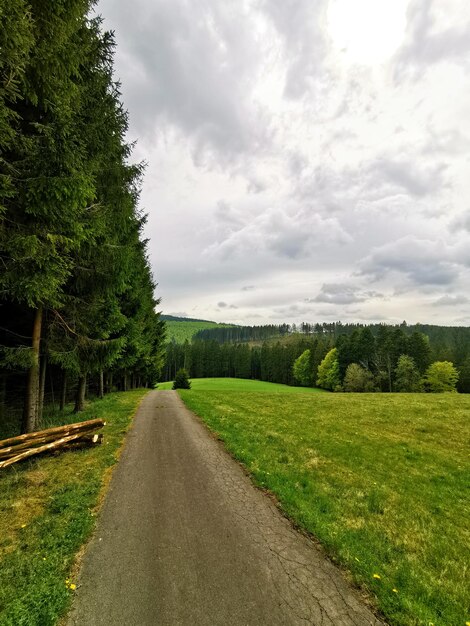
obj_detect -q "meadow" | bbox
[0,390,147,626]
[172,379,470,626]
[164,320,233,343]
[157,377,326,393]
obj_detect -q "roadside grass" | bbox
[0,389,147,626]
[157,377,326,393]
[178,386,470,626]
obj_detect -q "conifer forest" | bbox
[0,1,165,435]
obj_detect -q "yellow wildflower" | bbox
[392,588,398,593]
[69,583,76,590]
[373,574,381,580]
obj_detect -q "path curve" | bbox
[67,390,385,626]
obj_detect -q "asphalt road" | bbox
[67,390,385,626]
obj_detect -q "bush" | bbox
[172,368,191,389]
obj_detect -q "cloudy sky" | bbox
[97,0,470,326]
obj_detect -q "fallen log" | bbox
[0,418,106,450]
[0,431,102,469]
[0,426,103,461]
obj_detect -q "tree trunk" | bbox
[21,306,43,433]
[74,374,87,413]
[99,370,104,399]
[60,371,67,411]
[108,373,113,393]
[123,371,128,392]
[38,353,47,425]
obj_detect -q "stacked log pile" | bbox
[0,418,106,469]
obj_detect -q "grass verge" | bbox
[177,386,470,626]
[0,389,148,626]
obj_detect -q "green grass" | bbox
[0,389,148,626]
[164,320,234,343]
[176,383,470,626]
[157,377,327,392]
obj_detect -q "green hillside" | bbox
[162,315,235,343]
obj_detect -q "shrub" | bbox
[172,368,191,390]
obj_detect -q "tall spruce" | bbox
[0,3,164,429]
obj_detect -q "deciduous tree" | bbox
[423,361,459,393]
[316,348,341,391]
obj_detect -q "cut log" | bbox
[0,431,102,469]
[0,427,103,461]
[0,418,106,450]
[61,433,103,451]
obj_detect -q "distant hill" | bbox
[162,315,236,344]
[161,314,217,323]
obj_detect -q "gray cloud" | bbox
[206,205,352,262]
[366,157,447,199]
[359,236,459,286]
[432,295,468,306]
[99,0,272,162]
[394,0,470,79]
[309,283,384,305]
[260,0,328,99]
[449,211,470,233]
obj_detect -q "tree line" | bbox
[0,1,164,434]
[162,323,470,393]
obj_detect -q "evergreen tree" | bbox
[457,357,470,393]
[173,368,191,390]
[0,4,164,429]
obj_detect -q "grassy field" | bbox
[174,380,469,626]
[157,377,326,393]
[164,320,234,343]
[0,389,147,626]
